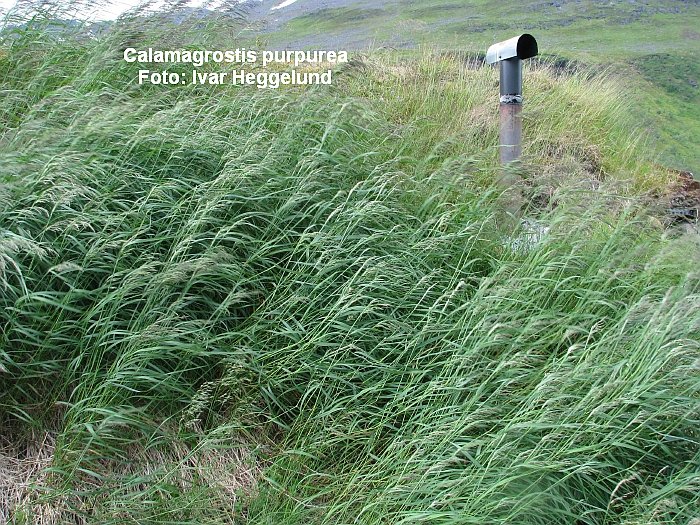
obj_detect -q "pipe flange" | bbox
[500,95,523,104]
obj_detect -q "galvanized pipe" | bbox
[499,100,522,166]
[499,58,523,165]
[497,58,525,215]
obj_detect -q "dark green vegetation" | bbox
[258,0,700,172]
[635,54,700,104]
[1,8,699,525]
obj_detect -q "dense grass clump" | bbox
[1,13,698,525]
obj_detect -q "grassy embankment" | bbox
[0,12,699,525]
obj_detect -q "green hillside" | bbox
[257,0,699,173]
[1,5,699,525]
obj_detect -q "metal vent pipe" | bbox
[486,34,538,165]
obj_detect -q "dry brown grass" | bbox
[1,426,262,523]
[1,429,61,524]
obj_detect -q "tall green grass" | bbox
[1,8,698,524]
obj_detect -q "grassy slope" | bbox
[1,14,699,525]
[262,0,700,173]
